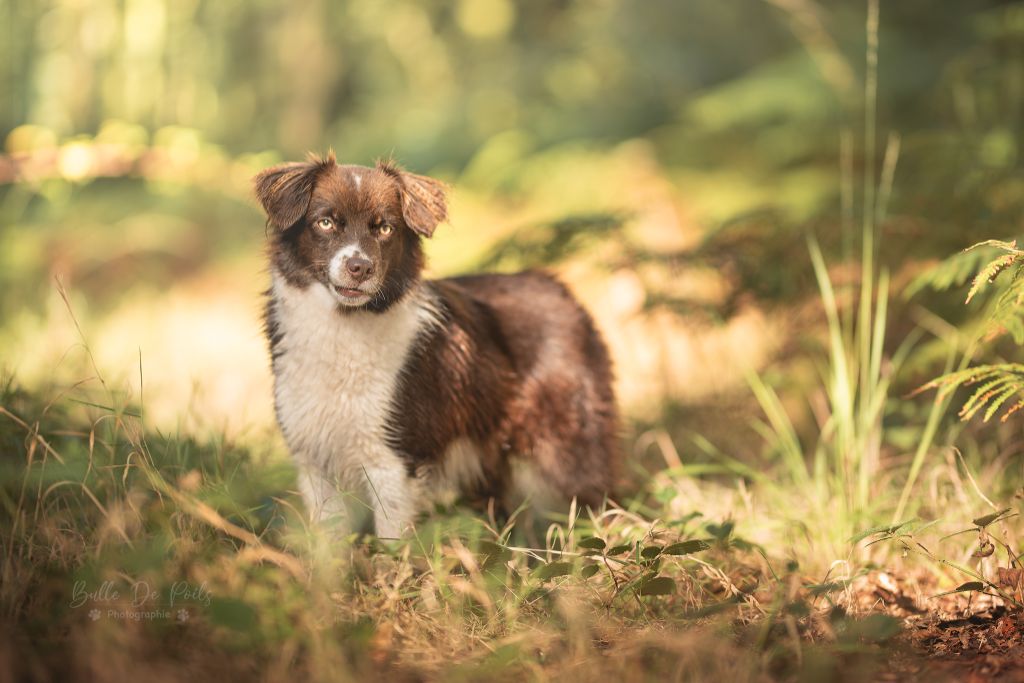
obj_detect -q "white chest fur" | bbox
[268,272,437,536]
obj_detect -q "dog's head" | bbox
[255,152,447,312]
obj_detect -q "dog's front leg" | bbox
[297,462,352,536]
[361,458,418,539]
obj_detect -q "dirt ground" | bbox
[852,572,1024,682]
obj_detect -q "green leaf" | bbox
[933,581,986,597]
[607,544,632,556]
[577,537,606,551]
[662,540,711,555]
[535,561,573,581]
[640,546,663,559]
[973,508,1012,528]
[477,540,512,568]
[580,564,600,579]
[637,576,676,596]
[707,521,734,540]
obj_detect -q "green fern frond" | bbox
[982,384,1019,422]
[913,239,1024,344]
[967,252,1018,304]
[987,270,1024,343]
[910,240,1024,423]
[957,376,1007,417]
[918,363,1024,422]
[905,241,1008,298]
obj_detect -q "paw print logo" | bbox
[176,609,189,623]
[88,609,101,621]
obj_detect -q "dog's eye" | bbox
[379,224,394,237]
[315,218,334,232]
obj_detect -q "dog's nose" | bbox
[345,256,374,281]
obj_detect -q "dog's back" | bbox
[389,270,618,511]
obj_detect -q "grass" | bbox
[2,187,1021,680]
[0,374,907,683]
[2,306,1020,682]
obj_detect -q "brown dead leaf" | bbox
[997,567,1023,590]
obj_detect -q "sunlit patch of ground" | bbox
[3,254,277,440]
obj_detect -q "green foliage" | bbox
[916,240,1024,424]
[934,581,986,597]
[636,576,676,596]
[963,240,1024,309]
[905,241,1009,298]
[910,239,1024,343]
[477,213,624,270]
[973,508,1015,528]
[663,540,711,555]
[920,364,1024,422]
[2,377,930,680]
[854,508,1024,610]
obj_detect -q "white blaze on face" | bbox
[328,244,368,284]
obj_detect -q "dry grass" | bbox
[2,360,1016,683]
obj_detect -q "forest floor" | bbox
[853,572,1024,682]
[3,376,1023,683]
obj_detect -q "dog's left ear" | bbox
[254,152,336,230]
[377,161,448,238]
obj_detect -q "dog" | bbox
[255,152,619,538]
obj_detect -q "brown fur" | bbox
[389,272,619,507]
[256,154,619,518]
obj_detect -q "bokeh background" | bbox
[2,0,1023,465]
[7,4,1024,679]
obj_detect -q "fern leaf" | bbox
[989,271,1024,343]
[1002,400,1024,422]
[966,239,1024,254]
[982,384,1020,422]
[923,364,1024,423]
[906,243,1005,298]
[958,377,1009,418]
[917,240,1024,423]
[967,253,1019,304]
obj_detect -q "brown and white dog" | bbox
[255,152,618,538]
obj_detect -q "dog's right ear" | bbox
[254,152,335,230]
